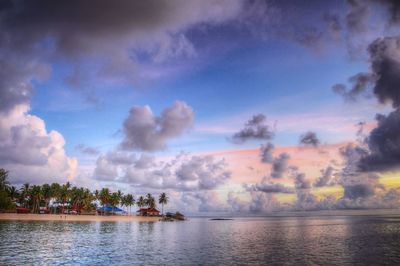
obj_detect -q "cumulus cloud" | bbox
[0,104,77,184]
[299,131,320,147]
[93,151,231,191]
[120,101,194,151]
[231,114,274,144]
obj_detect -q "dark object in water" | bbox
[165,211,185,221]
[210,218,233,220]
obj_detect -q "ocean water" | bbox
[1,212,400,265]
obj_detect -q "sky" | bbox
[1,0,400,215]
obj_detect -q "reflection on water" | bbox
[1,214,400,265]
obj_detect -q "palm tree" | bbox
[7,186,19,201]
[41,184,51,210]
[125,194,135,215]
[50,183,61,213]
[30,185,42,213]
[0,169,9,191]
[20,183,30,208]
[99,188,110,215]
[158,193,168,216]
[110,192,120,214]
[146,193,156,208]
[137,196,145,209]
[60,182,71,214]
[82,189,94,212]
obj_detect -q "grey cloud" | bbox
[299,131,320,147]
[294,172,312,190]
[232,114,274,144]
[260,142,274,163]
[259,142,290,179]
[120,101,194,151]
[359,108,400,171]
[246,182,295,194]
[75,144,100,156]
[271,153,290,179]
[175,156,231,190]
[0,0,244,108]
[346,0,370,33]
[248,192,285,213]
[334,36,400,107]
[314,166,337,187]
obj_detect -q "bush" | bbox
[0,190,15,211]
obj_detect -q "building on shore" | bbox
[137,208,160,216]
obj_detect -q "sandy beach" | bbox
[0,213,160,222]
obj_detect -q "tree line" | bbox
[0,168,169,215]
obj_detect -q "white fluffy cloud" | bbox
[93,151,231,191]
[0,104,77,184]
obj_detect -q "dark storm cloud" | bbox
[367,36,400,108]
[231,114,274,144]
[120,101,194,151]
[299,131,320,147]
[0,0,242,56]
[359,108,400,171]
[333,36,400,107]
[377,0,400,24]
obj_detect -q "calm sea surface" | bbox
[1,212,400,265]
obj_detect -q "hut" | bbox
[137,208,160,216]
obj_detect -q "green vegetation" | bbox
[0,169,15,211]
[159,192,169,216]
[0,168,168,214]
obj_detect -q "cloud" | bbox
[75,144,100,156]
[231,114,274,144]
[259,142,290,179]
[359,108,400,171]
[294,172,312,189]
[314,166,337,187]
[260,142,274,163]
[334,36,400,172]
[333,36,400,107]
[271,153,291,179]
[93,151,231,191]
[0,104,77,184]
[245,182,295,194]
[299,131,321,147]
[248,192,286,213]
[120,101,194,151]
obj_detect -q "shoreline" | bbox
[0,213,160,222]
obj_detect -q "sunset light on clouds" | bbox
[2,0,400,215]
